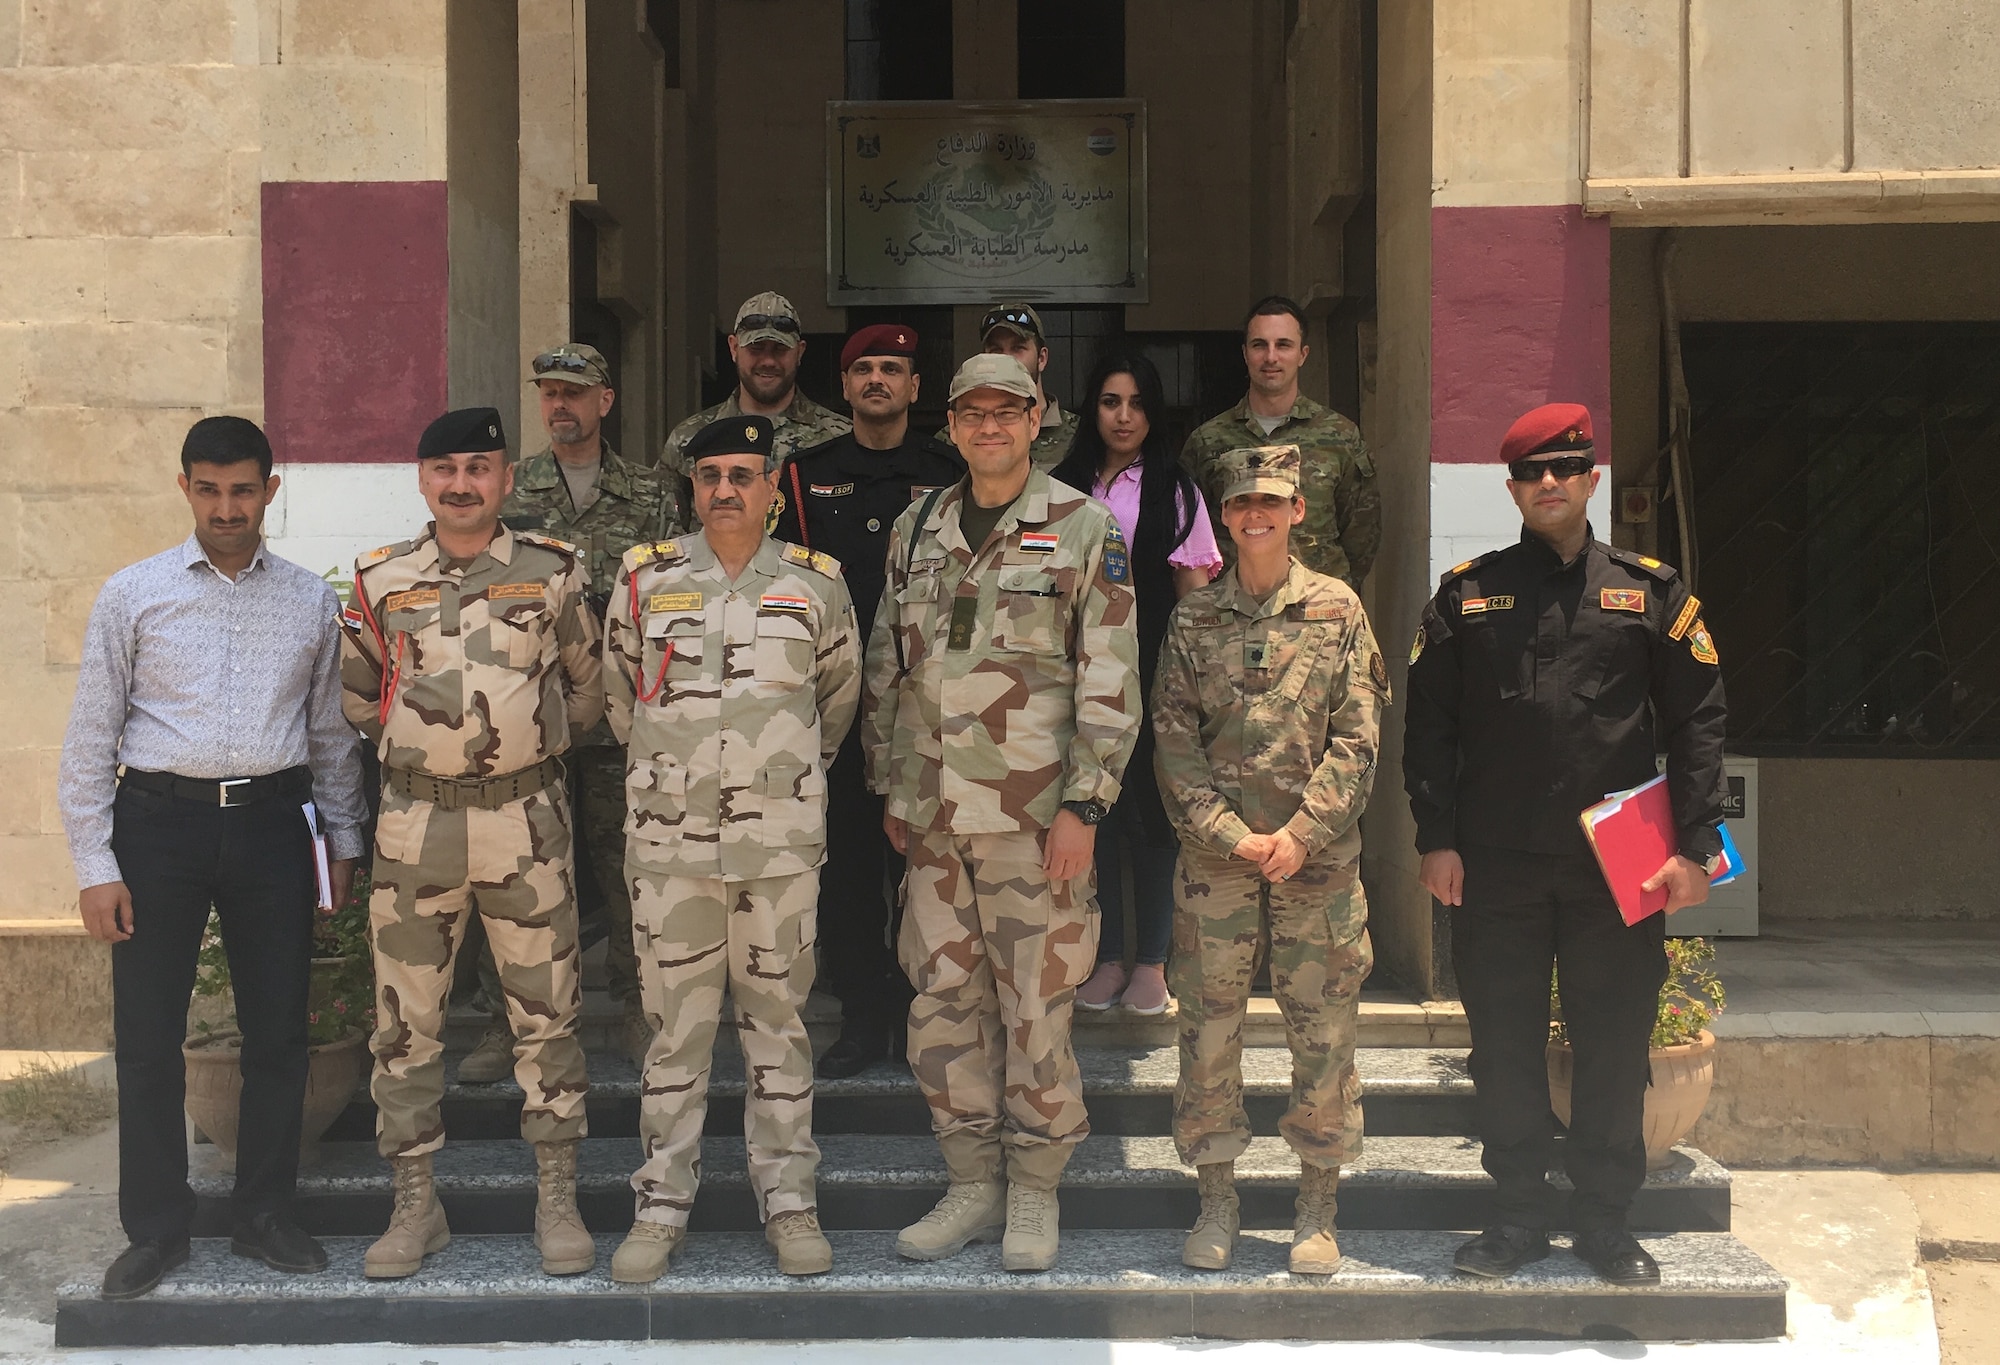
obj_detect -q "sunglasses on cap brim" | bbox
[532,352,595,377]
[1507,454,1595,481]
[736,314,802,337]
[981,309,1039,336]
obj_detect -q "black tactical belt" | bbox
[121,765,312,808]
[385,755,565,811]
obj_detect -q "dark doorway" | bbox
[846,0,953,101]
[1018,0,1124,99]
[568,207,625,452]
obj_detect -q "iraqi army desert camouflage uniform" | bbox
[604,532,860,1226]
[1150,556,1389,1171]
[1180,397,1381,587]
[339,524,604,1158]
[1027,395,1079,475]
[487,443,680,1012]
[661,391,852,530]
[860,470,1140,1184]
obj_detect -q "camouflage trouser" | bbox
[473,746,637,1012]
[629,868,819,1227]
[900,829,1097,1189]
[1169,848,1372,1170]
[368,784,589,1157]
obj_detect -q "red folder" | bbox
[1579,775,1676,925]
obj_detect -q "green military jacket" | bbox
[501,442,679,601]
[604,533,860,882]
[339,524,605,778]
[661,390,852,524]
[861,469,1141,835]
[1028,395,1080,474]
[1151,558,1388,867]
[1180,394,1381,587]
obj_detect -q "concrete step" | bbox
[54,1229,1787,1347]
[191,1133,1732,1237]
[319,1043,1478,1142]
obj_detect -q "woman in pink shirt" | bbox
[1052,354,1224,1014]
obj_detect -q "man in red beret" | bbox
[775,324,963,1078]
[1401,402,1728,1286]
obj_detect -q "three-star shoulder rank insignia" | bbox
[781,543,841,577]
[626,539,684,570]
[809,549,840,577]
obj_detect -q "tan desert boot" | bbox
[456,1024,513,1085]
[363,1153,451,1279]
[534,1140,595,1275]
[1291,1161,1342,1275]
[620,1004,654,1068]
[766,1209,834,1275]
[1182,1160,1240,1270]
[1001,1184,1060,1272]
[610,1220,685,1283]
[895,1182,1007,1261]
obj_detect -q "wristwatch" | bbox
[1697,851,1725,878]
[1061,800,1109,826]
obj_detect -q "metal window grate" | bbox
[1683,322,2000,755]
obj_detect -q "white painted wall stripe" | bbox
[1427,462,1615,591]
[266,462,434,580]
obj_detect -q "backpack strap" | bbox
[895,484,949,681]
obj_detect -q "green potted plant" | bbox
[184,869,374,1163]
[1546,935,1726,1169]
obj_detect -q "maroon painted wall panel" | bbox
[262,181,449,464]
[1429,204,1611,465]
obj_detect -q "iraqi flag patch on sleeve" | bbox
[1018,531,1060,554]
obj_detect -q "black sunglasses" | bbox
[737,314,801,336]
[533,351,592,376]
[1507,454,1595,482]
[981,308,1040,336]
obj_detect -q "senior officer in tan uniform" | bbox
[1151,445,1389,1277]
[863,353,1140,1273]
[602,415,861,1283]
[339,407,602,1282]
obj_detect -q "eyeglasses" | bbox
[1507,454,1595,482]
[691,465,771,489]
[954,405,1030,430]
[980,308,1040,338]
[736,314,801,337]
[532,351,593,376]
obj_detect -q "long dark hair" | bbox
[1054,352,1199,696]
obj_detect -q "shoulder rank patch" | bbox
[760,593,811,615]
[487,582,545,601]
[1688,619,1720,665]
[1443,549,1499,583]
[357,540,405,569]
[1461,595,1515,615]
[781,543,814,567]
[809,549,841,578]
[1668,595,1701,641]
[625,540,684,570]
[1639,556,1663,569]
[516,530,579,556]
[649,592,702,614]
[1600,587,1646,613]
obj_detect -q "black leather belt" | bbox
[384,755,566,811]
[121,765,313,808]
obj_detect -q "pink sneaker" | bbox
[1076,961,1128,1011]
[1122,963,1170,1015]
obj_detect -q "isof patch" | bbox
[487,582,545,601]
[809,482,854,497]
[649,592,703,613]
[384,588,440,612]
[1600,588,1646,613]
[1018,531,1060,554]
[760,594,812,615]
[1460,595,1514,615]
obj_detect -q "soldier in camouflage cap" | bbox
[1180,296,1381,588]
[660,291,852,525]
[447,345,679,1083]
[602,414,861,1283]
[861,351,1140,1273]
[1151,442,1389,1277]
[339,408,603,1281]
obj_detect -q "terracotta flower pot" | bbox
[1546,1029,1716,1171]
[183,1028,369,1165]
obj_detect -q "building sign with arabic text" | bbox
[826,100,1147,305]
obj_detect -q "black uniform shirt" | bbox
[1402,526,1727,861]
[773,429,963,639]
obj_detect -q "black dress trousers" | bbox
[109,779,316,1242]
[1451,846,1667,1233]
[817,728,914,1027]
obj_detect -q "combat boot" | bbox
[1000,1183,1060,1272]
[363,1153,450,1279]
[619,1002,653,1069]
[610,1220,685,1283]
[766,1209,834,1275]
[456,1024,513,1085]
[533,1140,595,1276]
[1182,1161,1240,1270]
[896,1181,1006,1260]
[1291,1160,1342,1275]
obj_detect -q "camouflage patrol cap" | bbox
[528,343,609,388]
[733,291,804,347]
[947,352,1039,406]
[1218,444,1302,501]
